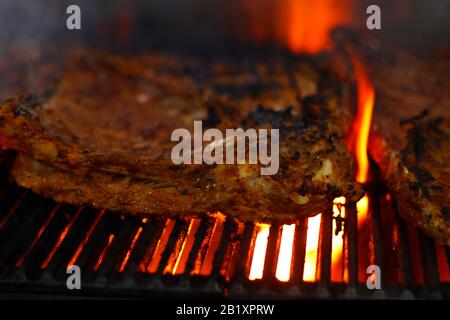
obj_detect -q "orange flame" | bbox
[244,2,375,284]
[357,194,369,230]
[349,53,375,184]
[349,52,375,283]
[279,0,353,54]
[331,196,348,283]
[241,0,353,54]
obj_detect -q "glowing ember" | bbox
[118,218,147,272]
[191,212,226,276]
[248,223,271,281]
[93,234,115,272]
[331,196,347,283]
[143,218,175,274]
[435,244,450,283]
[165,218,201,275]
[16,204,61,268]
[67,209,105,268]
[275,224,296,282]
[303,214,322,282]
[41,207,84,269]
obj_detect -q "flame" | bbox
[240,3,375,284]
[275,224,296,282]
[349,52,375,282]
[357,194,369,230]
[241,0,353,54]
[349,53,375,184]
[248,223,271,281]
[357,195,371,285]
[331,196,348,282]
[303,214,322,282]
[279,0,352,54]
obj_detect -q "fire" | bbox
[357,194,370,230]
[349,53,375,184]
[279,0,353,54]
[246,5,376,284]
[248,223,271,281]
[303,214,321,282]
[298,53,375,283]
[275,224,296,282]
[241,0,353,54]
[350,52,375,282]
[331,196,347,283]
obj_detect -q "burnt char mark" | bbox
[302,95,329,113]
[403,115,445,161]
[401,116,447,201]
[302,95,330,130]
[411,129,426,160]
[204,105,220,127]
[442,207,449,220]
[246,104,310,137]
[248,104,293,128]
[12,90,55,118]
[399,109,429,126]
[213,81,281,99]
[13,96,42,117]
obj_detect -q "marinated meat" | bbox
[0,50,363,221]
[336,31,450,245]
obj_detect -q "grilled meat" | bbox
[336,31,450,245]
[0,44,67,102]
[0,50,362,221]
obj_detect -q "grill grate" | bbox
[0,178,449,299]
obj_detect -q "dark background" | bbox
[0,0,449,54]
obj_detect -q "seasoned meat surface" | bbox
[0,50,362,221]
[338,32,450,245]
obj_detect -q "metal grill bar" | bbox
[0,182,449,299]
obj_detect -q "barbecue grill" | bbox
[0,156,448,299]
[0,0,449,300]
